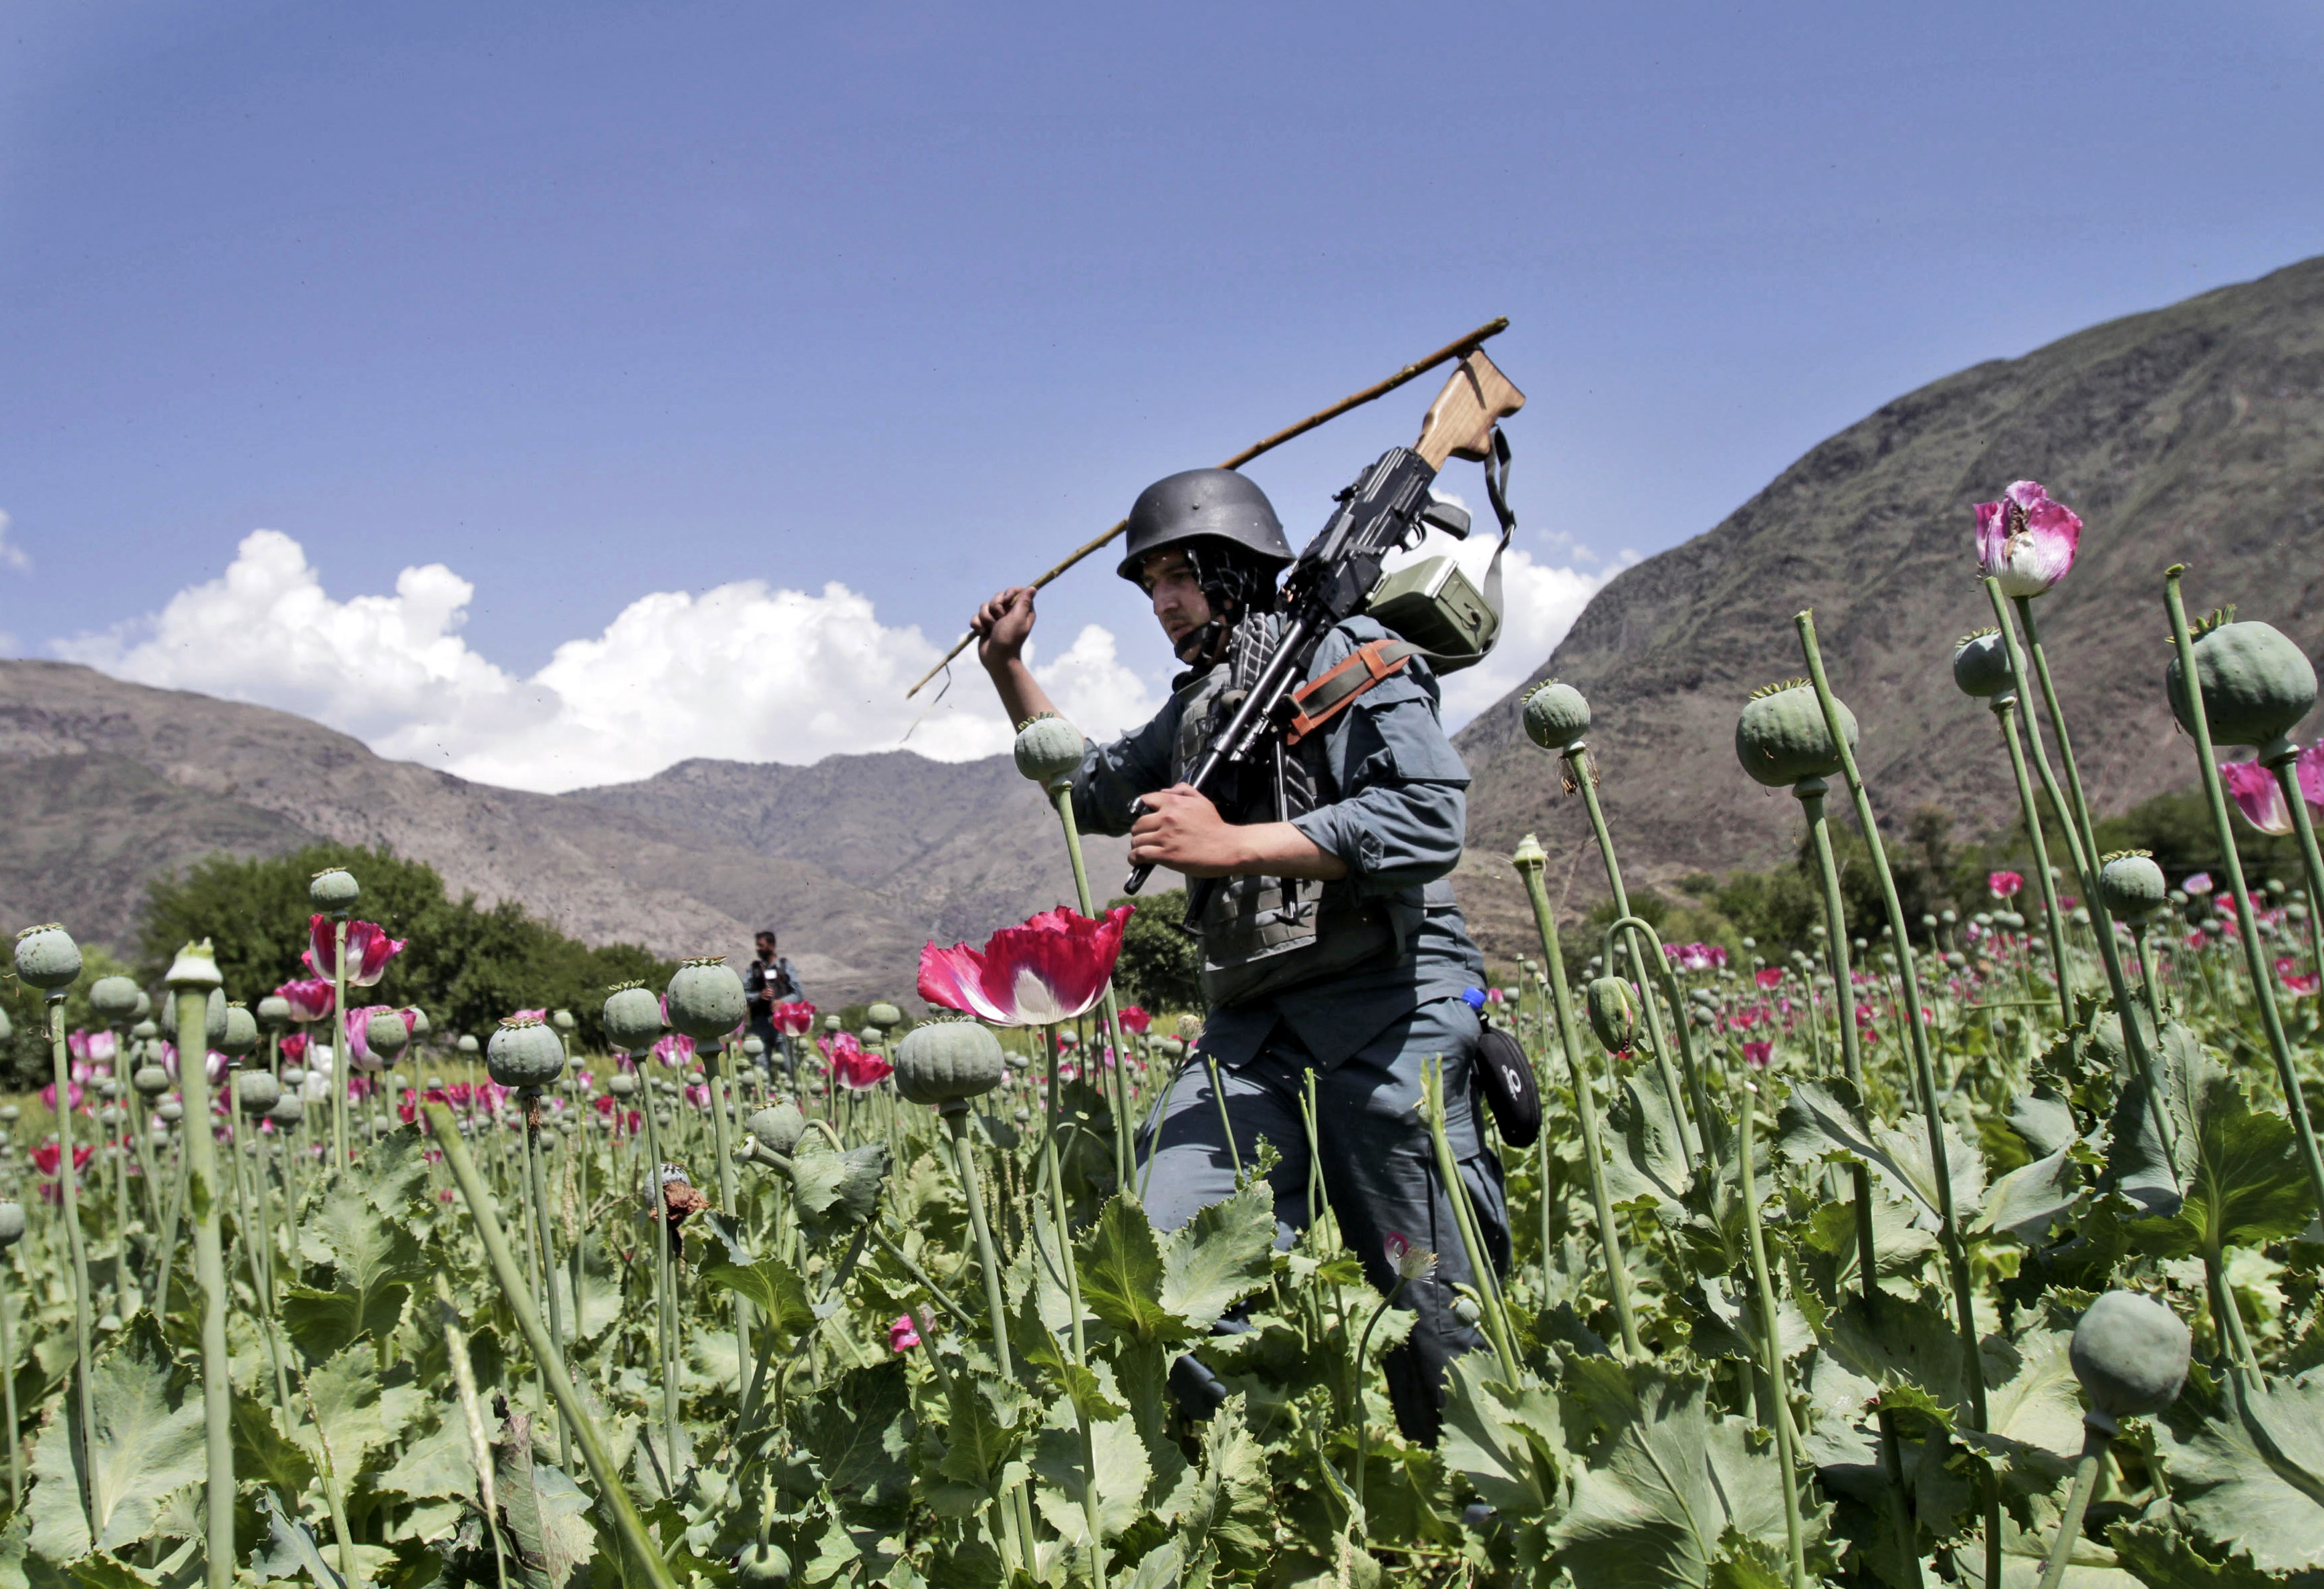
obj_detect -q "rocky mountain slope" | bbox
[1447,255,2324,954]
[8,257,2321,993]
[0,662,1117,1004]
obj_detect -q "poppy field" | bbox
[4,480,2324,1589]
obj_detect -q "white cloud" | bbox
[0,512,29,572]
[57,530,1162,793]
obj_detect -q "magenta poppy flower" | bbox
[770,1001,816,1037]
[1988,870,2024,899]
[820,1032,894,1091]
[889,1314,922,1352]
[2299,744,2324,811]
[1117,1005,1152,1035]
[917,906,1132,1027]
[40,1080,86,1114]
[279,1032,310,1065]
[1754,967,1784,990]
[651,1032,695,1068]
[275,978,336,1023]
[1742,1041,1774,1070]
[303,916,407,988]
[30,1142,95,1179]
[343,1005,413,1071]
[2220,760,2293,836]
[1974,480,2083,598]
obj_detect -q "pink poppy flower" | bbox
[1117,1005,1152,1035]
[1988,870,2024,899]
[1974,480,2083,598]
[917,906,1131,1027]
[1742,1041,1773,1070]
[889,1315,922,1353]
[651,1033,695,1068]
[30,1142,95,1178]
[343,1004,415,1071]
[821,1032,894,1091]
[771,1001,817,1037]
[511,1007,548,1023]
[1754,967,1784,990]
[2297,744,2324,811]
[275,978,336,1023]
[67,1030,118,1065]
[303,916,407,988]
[2184,872,2214,896]
[2220,760,2293,836]
[39,1081,86,1114]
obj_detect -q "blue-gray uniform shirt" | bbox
[1066,615,1484,1071]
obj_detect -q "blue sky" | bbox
[4,1,2320,789]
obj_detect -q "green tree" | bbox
[1105,890,1203,1016]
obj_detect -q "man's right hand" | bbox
[971,586,1038,672]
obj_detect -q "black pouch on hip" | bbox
[1474,1021,1541,1148]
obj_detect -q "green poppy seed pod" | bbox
[309,868,360,912]
[742,1035,764,1057]
[162,938,223,991]
[2097,852,2168,922]
[1511,833,1547,871]
[1951,631,2015,700]
[736,1541,793,1586]
[157,1101,184,1124]
[267,1095,306,1128]
[608,1073,638,1097]
[2166,619,2319,756]
[12,924,83,992]
[2069,1290,2190,1428]
[1013,712,1086,786]
[0,1009,9,1043]
[132,1019,156,1040]
[665,958,747,1041]
[90,975,143,1023]
[1735,681,1858,788]
[221,1002,260,1057]
[1585,975,1638,1053]
[1521,681,1591,752]
[747,1101,807,1158]
[362,1009,410,1065]
[552,1009,574,1033]
[255,994,293,1032]
[235,1071,282,1118]
[456,1035,480,1055]
[133,1065,170,1097]
[487,1018,566,1089]
[1159,1037,1186,1059]
[895,1020,1008,1111]
[866,1002,902,1029]
[407,1008,431,1041]
[602,984,665,1053]
[823,1014,842,1033]
[0,1203,22,1249]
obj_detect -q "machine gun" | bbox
[1122,350,1524,904]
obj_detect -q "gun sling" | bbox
[1285,637,1423,747]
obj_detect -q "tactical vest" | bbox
[1174,625,1407,1008]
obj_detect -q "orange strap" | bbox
[1286,638,1419,746]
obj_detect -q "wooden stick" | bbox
[903,316,1511,698]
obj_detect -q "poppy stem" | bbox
[45,994,98,1536]
[1986,695,2077,1030]
[170,989,235,1589]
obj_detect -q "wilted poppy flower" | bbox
[304,916,407,988]
[889,1315,922,1353]
[1117,1005,1152,1035]
[771,1001,817,1037]
[1383,1231,1438,1281]
[917,906,1131,1027]
[1988,870,2024,899]
[1974,480,2083,598]
[275,978,335,1023]
[2219,760,2293,836]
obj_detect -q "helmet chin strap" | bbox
[1172,542,1274,667]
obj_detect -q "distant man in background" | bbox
[744,930,806,1076]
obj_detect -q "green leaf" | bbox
[1077,1196,1177,1344]
[290,1344,425,1483]
[1976,1144,2080,1245]
[690,1214,818,1351]
[2128,1063,2315,1261]
[2154,1371,2324,1576]
[493,1409,595,1589]
[229,1390,317,1498]
[1157,1178,1276,1336]
[794,1360,915,1523]
[256,1488,348,1589]
[1034,1416,1153,1547]
[289,1128,434,1361]
[27,1316,207,1560]
[1173,1392,1271,1561]
[934,1370,1032,1495]
[1550,1357,1822,1589]
[2106,1518,2279,1588]
[1780,1078,1986,1231]
[1012,1290,1127,1426]
[1439,1354,1563,1513]
[1605,1074,1694,1213]
[377,1414,478,1503]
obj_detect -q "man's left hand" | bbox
[1129,784,1246,878]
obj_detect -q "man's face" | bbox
[756,937,776,961]
[1139,550,1213,651]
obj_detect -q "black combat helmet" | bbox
[1116,469,1294,584]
